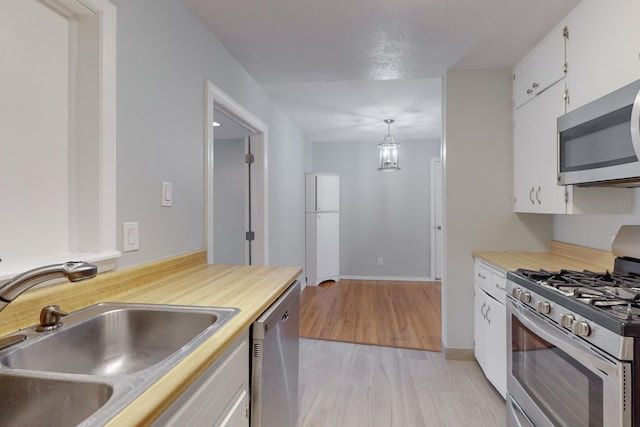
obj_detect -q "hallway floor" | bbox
[298,338,506,427]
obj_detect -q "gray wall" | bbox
[443,69,553,352]
[553,191,640,251]
[111,0,305,270]
[311,139,439,279]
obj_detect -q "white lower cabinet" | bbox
[473,261,506,398]
[306,212,340,285]
[153,331,249,427]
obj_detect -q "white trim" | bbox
[205,81,269,265]
[339,275,436,282]
[430,157,443,280]
[0,0,119,281]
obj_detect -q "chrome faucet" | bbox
[0,262,98,313]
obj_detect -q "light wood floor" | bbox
[299,338,506,427]
[300,280,441,351]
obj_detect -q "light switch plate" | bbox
[123,221,139,252]
[162,181,172,207]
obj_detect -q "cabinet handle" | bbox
[477,273,487,280]
[526,88,533,95]
[480,302,487,318]
[535,186,541,204]
[495,283,507,291]
[532,82,539,89]
[485,305,491,324]
[529,187,535,205]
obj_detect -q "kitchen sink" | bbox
[1,303,230,375]
[0,302,240,426]
[0,373,112,426]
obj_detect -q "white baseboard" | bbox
[339,275,436,282]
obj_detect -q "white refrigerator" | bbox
[305,173,340,286]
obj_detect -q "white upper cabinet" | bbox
[514,81,567,213]
[512,4,634,215]
[513,25,566,109]
[564,0,640,111]
[305,174,340,212]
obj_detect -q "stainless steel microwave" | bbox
[557,79,640,187]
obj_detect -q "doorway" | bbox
[212,107,258,264]
[205,81,269,265]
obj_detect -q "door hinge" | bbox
[245,153,255,164]
[563,87,570,105]
[564,190,569,203]
[246,404,250,418]
[245,231,255,241]
[563,26,569,40]
[563,62,568,73]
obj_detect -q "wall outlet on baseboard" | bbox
[377,257,383,266]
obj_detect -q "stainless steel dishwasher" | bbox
[250,280,300,427]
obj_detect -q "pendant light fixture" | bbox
[378,119,401,172]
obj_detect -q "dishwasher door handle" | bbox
[281,311,289,322]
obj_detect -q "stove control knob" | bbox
[519,292,531,303]
[572,321,591,337]
[560,314,574,329]
[511,288,521,299]
[536,301,551,314]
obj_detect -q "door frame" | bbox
[205,81,269,265]
[430,157,443,279]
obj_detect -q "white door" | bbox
[431,158,443,280]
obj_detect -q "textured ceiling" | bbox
[183,0,580,142]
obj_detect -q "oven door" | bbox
[507,298,632,427]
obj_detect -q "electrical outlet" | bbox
[377,257,383,266]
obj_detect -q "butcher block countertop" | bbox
[0,251,302,426]
[472,240,616,273]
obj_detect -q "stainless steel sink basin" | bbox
[1,303,228,375]
[0,302,240,426]
[0,373,112,426]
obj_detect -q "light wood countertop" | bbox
[0,251,302,426]
[472,240,615,273]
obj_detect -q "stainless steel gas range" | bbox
[506,226,640,427]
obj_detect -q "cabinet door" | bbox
[514,81,567,213]
[565,0,640,111]
[316,174,340,211]
[316,212,340,280]
[513,93,538,212]
[474,284,488,370]
[486,297,507,398]
[513,24,565,108]
[154,333,249,427]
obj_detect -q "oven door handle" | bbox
[511,301,618,377]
